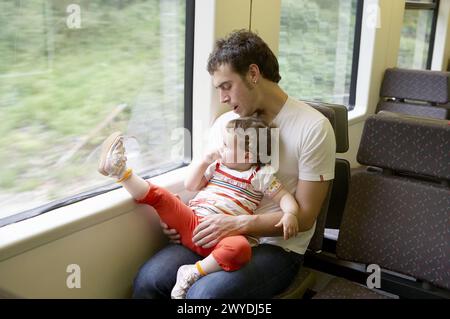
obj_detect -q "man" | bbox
[132,29,335,298]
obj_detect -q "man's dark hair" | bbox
[207,29,281,83]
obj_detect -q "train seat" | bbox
[376,68,450,120]
[275,101,349,299]
[313,111,450,299]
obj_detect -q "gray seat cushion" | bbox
[380,68,450,104]
[357,112,450,180]
[337,172,450,290]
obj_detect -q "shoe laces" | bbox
[106,138,127,177]
[179,267,200,289]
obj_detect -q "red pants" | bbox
[136,183,251,271]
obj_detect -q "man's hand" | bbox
[192,214,245,248]
[159,193,182,244]
[160,221,181,244]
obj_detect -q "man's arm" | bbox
[192,179,331,248]
[243,179,331,235]
[294,179,331,231]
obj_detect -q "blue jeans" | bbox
[132,243,304,299]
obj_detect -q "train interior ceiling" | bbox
[0,0,449,299]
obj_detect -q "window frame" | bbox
[0,0,195,228]
[348,0,364,109]
[401,0,440,70]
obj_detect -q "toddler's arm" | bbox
[272,188,300,240]
[184,148,223,191]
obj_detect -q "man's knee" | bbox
[132,267,164,299]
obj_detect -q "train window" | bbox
[278,0,363,108]
[0,0,194,226]
[398,0,439,69]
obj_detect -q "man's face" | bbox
[212,64,257,117]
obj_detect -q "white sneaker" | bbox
[171,264,201,299]
[98,131,128,179]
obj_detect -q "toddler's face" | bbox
[220,131,253,170]
[223,131,242,163]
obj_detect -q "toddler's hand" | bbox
[203,147,225,164]
[275,213,299,240]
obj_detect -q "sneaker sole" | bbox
[98,131,123,176]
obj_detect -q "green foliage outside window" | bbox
[0,0,186,218]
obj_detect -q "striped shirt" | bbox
[189,162,282,218]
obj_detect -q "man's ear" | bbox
[248,64,260,84]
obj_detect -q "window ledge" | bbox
[0,166,190,262]
[348,107,368,125]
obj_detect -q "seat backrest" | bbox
[336,111,450,290]
[304,101,349,252]
[306,101,349,153]
[377,68,450,119]
[325,158,350,229]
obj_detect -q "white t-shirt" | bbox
[208,97,336,254]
